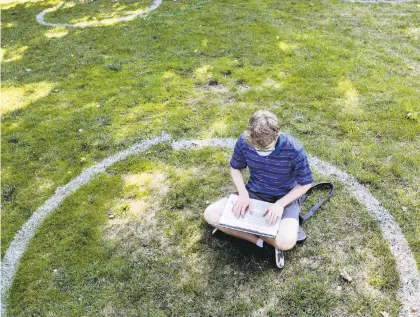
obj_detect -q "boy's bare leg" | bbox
[214,226,259,244]
[204,197,259,244]
[204,197,299,249]
[261,218,299,251]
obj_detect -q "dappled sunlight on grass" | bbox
[405,27,420,39]
[83,101,102,109]
[58,0,76,10]
[200,119,232,139]
[278,40,297,52]
[194,64,212,81]
[123,170,169,197]
[1,82,55,115]
[1,0,61,11]
[35,179,55,193]
[100,169,170,242]
[0,48,5,63]
[201,38,208,47]
[1,45,28,63]
[0,0,45,10]
[195,65,211,74]
[1,22,16,28]
[336,79,363,118]
[44,27,69,38]
[163,70,177,79]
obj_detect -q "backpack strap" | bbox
[299,182,334,224]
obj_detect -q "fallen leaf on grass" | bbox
[406,112,419,121]
[340,269,352,282]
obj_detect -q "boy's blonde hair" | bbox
[244,110,280,148]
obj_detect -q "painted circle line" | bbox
[1,133,419,316]
[36,0,162,28]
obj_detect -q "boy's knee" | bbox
[274,235,297,251]
[203,198,227,225]
[203,205,219,225]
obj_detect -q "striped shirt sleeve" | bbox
[293,149,314,185]
[230,137,248,170]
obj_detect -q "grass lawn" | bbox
[1,0,419,316]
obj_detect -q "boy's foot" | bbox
[297,226,307,243]
[275,248,285,268]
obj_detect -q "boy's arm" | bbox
[230,167,248,195]
[264,184,312,225]
[230,167,251,218]
[269,146,314,219]
[274,183,312,209]
[229,135,251,218]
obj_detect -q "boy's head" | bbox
[244,110,280,149]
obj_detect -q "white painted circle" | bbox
[36,0,162,28]
[1,133,419,316]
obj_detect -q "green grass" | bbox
[1,0,419,315]
[7,148,400,316]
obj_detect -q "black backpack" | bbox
[298,182,334,226]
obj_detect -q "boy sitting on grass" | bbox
[204,110,314,268]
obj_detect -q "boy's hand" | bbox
[264,204,284,226]
[233,192,251,218]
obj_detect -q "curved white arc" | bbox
[0,132,171,317]
[36,0,162,28]
[1,136,419,317]
[308,155,420,317]
[171,138,236,151]
[169,139,420,316]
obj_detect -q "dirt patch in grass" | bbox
[103,171,172,261]
[236,82,250,93]
[188,82,237,107]
[260,77,283,90]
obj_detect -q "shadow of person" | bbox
[201,225,276,273]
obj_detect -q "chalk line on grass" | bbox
[309,155,420,317]
[0,132,171,316]
[36,0,162,28]
[1,135,419,316]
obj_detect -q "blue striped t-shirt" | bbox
[230,133,314,201]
